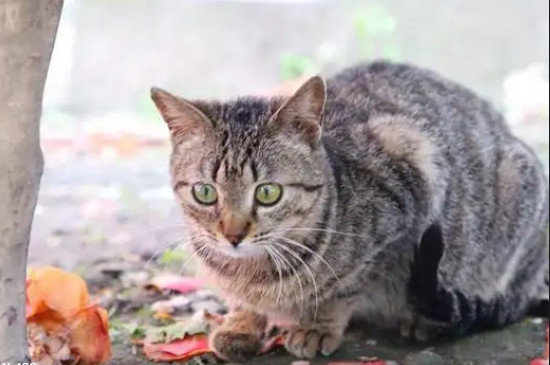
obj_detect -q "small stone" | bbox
[365,339,378,346]
[151,295,191,313]
[193,289,217,300]
[191,299,224,314]
[121,270,149,287]
[404,349,445,365]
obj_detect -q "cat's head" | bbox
[151,76,328,263]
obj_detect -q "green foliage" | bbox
[159,247,189,266]
[279,53,318,80]
[277,2,403,82]
[353,2,402,61]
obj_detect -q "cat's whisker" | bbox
[263,233,344,289]
[252,238,289,305]
[177,241,209,275]
[128,222,192,244]
[271,240,319,322]
[143,234,209,272]
[263,245,284,305]
[268,243,305,321]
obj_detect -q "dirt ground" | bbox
[107,321,547,365]
[28,142,548,365]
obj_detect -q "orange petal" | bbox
[69,305,111,364]
[27,267,90,321]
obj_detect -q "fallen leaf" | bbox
[28,323,72,365]
[26,266,111,364]
[27,267,90,329]
[147,274,205,294]
[69,305,112,364]
[153,311,174,322]
[143,334,211,361]
[145,310,215,344]
[142,310,283,362]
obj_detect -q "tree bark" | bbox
[0,0,63,362]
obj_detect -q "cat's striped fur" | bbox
[151,61,549,361]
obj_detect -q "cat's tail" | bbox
[408,224,547,337]
[527,265,549,318]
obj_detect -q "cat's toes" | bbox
[320,333,343,356]
[285,326,343,359]
[399,317,439,342]
[209,329,262,362]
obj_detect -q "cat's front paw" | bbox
[399,316,448,342]
[285,325,343,359]
[209,329,262,363]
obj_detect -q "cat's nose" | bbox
[219,213,250,247]
[225,233,246,247]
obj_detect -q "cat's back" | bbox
[322,61,507,139]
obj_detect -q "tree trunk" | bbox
[0,0,63,362]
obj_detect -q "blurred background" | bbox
[30,0,549,271]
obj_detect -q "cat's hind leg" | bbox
[407,220,547,339]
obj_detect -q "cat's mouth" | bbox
[192,232,268,260]
[213,240,266,259]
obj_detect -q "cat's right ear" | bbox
[269,75,326,147]
[150,87,212,138]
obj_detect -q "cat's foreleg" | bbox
[284,299,355,359]
[209,307,268,362]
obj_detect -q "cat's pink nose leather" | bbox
[225,233,246,247]
[219,213,249,247]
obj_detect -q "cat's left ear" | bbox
[270,75,326,146]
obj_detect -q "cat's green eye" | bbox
[192,183,218,205]
[255,183,283,206]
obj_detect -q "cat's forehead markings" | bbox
[215,157,254,186]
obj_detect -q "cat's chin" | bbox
[213,243,266,260]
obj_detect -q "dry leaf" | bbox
[145,310,215,344]
[142,310,282,362]
[143,334,211,361]
[26,266,111,364]
[69,305,112,364]
[28,323,71,365]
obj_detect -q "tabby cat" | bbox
[150,61,549,362]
